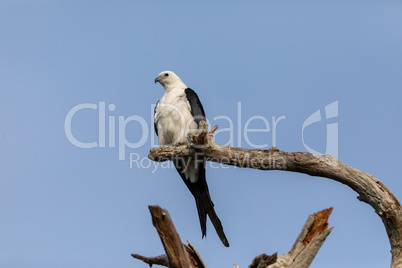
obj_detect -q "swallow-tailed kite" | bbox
[154,71,229,247]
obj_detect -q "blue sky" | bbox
[1,1,402,267]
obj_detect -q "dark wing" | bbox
[185,88,206,126]
[154,101,159,136]
[173,158,229,247]
[178,89,229,247]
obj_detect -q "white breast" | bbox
[155,88,197,146]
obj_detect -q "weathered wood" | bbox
[249,253,278,268]
[149,205,193,268]
[274,208,333,268]
[132,243,206,268]
[149,121,402,268]
[132,206,206,268]
[247,208,333,268]
[134,206,332,268]
[302,208,333,247]
[185,241,207,268]
[131,253,169,266]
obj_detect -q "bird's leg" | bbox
[186,135,194,146]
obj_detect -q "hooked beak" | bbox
[154,77,160,84]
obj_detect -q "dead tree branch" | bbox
[131,253,169,267]
[149,121,402,268]
[265,208,333,268]
[132,205,206,268]
[247,208,333,268]
[149,205,193,268]
[133,206,331,268]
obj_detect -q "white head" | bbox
[154,71,187,89]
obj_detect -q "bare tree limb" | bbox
[132,206,206,268]
[270,208,333,268]
[131,253,169,267]
[184,241,207,268]
[133,206,331,267]
[249,253,278,268]
[247,208,333,268]
[149,121,402,268]
[149,205,194,268]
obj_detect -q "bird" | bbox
[154,70,229,247]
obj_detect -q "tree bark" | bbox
[247,209,333,268]
[132,206,332,268]
[149,121,402,268]
[265,208,333,268]
[132,205,206,268]
[149,205,194,268]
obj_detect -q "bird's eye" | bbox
[164,73,169,77]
